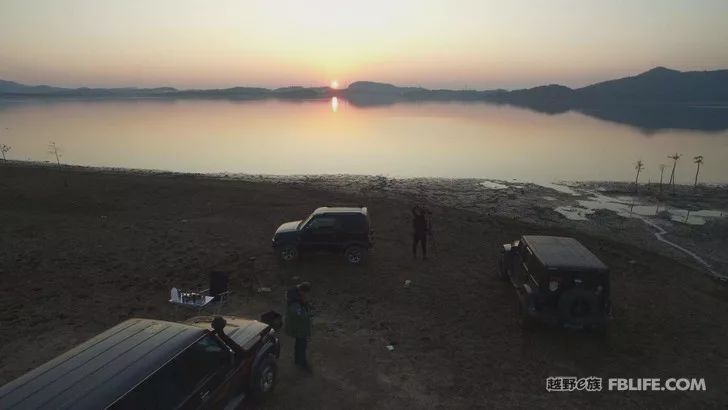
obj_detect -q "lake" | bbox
[1,98,727,183]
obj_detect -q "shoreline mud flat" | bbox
[228,173,728,280]
[2,161,728,408]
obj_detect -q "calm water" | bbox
[1,98,727,183]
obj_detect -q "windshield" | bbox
[298,212,315,230]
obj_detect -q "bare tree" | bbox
[48,141,68,187]
[658,164,667,195]
[634,159,645,192]
[48,141,62,170]
[667,153,681,194]
[693,155,704,188]
[0,144,10,160]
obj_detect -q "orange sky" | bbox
[1,0,727,90]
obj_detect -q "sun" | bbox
[330,80,339,89]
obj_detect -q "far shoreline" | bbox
[3,158,727,187]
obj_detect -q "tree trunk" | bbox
[694,163,701,188]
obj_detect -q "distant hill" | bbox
[0,80,180,97]
[491,67,728,106]
[0,79,68,94]
[2,67,727,106]
[574,67,728,103]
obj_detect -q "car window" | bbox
[307,216,336,230]
[340,214,367,233]
[176,335,230,385]
[111,335,230,409]
[523,246,538,272]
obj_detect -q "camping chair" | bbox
[199,270,232,314]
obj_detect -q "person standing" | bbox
[284,282,312,372]
[412,205,428,259]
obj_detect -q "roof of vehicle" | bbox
[0,318,207,410]
[313,206,368,216]
[521,235,608,272]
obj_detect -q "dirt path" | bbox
[1,163,727,408]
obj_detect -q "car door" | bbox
[178,334,235,409]
[300,215,338,252]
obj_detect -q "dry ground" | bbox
[1,163,727,408]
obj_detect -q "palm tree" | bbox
[658,164,667,195]
[668,153,681,193]
[634,160,645,192]
[693,155,704,188]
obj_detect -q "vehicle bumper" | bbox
[526,306,609,329]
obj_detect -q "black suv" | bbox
[272,207,373,265]
[498,235,611,330]
[0,314,281,409]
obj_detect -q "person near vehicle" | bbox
[412,205,429,259]
[284,282,312,372]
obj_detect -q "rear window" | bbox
[523,246,540,272]
[339,214,368,233]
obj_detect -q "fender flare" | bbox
[252,339,279,372]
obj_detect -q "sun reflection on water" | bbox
[330,96,339,112]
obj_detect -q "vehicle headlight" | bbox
[548,280,559,292]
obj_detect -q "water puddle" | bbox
[479,180,509,190]
[555,192,726,226]
[537,182,580,196]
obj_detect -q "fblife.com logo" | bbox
[547,377,706,392]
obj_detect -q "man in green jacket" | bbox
[285,282,312,372]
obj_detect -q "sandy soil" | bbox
[1,162,727,409]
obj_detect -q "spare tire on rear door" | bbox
[558,288,600,326]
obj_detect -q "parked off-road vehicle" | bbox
[498,235,611,330]
[272,207,373,265]
[0,314,282,409]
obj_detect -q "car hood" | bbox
[275,220,302,234]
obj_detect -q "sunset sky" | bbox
[1,0,727,90]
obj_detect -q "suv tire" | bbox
[344,245,367,265]
[249,354,277,401]
[278,244,299,262]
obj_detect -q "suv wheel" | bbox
[278,244,298,262]
[344,246,367,265]
[250,354,277,401]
